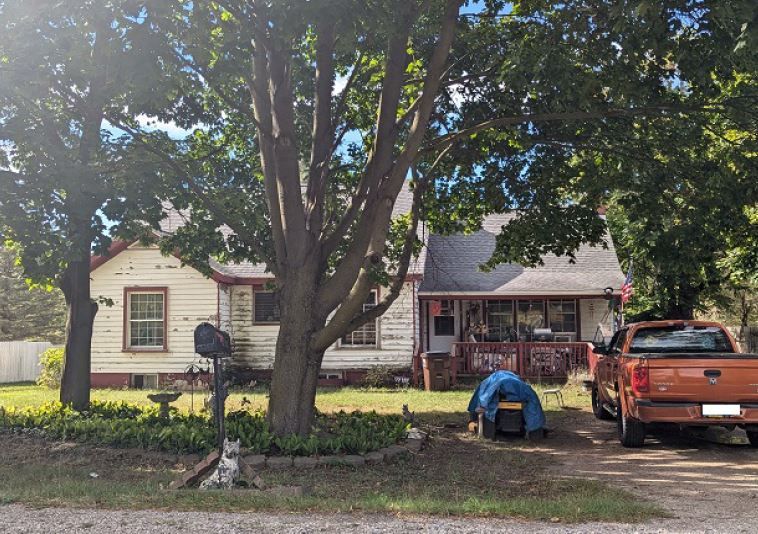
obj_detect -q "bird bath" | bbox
[147,392,183,418]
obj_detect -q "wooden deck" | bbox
[412,342,592,386]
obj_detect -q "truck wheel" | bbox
[592,386,614,420]
[747,431,758,448]
[617,405,646,448]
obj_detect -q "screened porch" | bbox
[415,296,609,384]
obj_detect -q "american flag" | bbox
[621,262,633,303]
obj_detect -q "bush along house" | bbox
[88,200,623,389]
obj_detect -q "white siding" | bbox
[580,298,613,343]
[90,246,218,373]
[230,282,418,370]
[218,284,232,332]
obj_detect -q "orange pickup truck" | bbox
[591,320,758,448]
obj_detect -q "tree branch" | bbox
[305,19,336,235]
[316,7,417,307]
[108,116,277,274]
[423,105,706,154]
[311,165,428,352]
[316,0,462,321]
[266,41,310,262]
[249,29,287,271]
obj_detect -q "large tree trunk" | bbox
[267,271,325,436]
[59,251,98,411]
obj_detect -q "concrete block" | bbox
[293,456,319,469]
[265,456,293,469]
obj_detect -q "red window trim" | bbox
[122,287,169,352]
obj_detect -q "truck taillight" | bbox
[632,363,649,395]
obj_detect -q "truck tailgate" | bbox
[644,353,758,403]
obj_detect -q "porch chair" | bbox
[541,387,564,408]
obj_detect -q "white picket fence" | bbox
[0,341,53,383]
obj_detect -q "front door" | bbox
[428,299,458,353]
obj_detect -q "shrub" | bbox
[362,366,409,389]
[36,347,64,388]
[0,401,408,456]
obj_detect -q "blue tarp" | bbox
[467,370,546,433]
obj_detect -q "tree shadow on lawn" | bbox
[0,428,662,522]
[529,408,758,522]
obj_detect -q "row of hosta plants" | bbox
[0,401,408,455]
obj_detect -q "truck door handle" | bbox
[704,370,721,378]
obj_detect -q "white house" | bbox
[88,204,623,388]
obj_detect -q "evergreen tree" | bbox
[0,248,66,343]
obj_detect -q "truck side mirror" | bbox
[592,344,608,355]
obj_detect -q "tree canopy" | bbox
[103,0,756,434]
[0,0,755,431]
[0,0,181,407]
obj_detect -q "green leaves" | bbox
[0,401,406,456]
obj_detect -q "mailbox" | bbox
[194,322,231,356]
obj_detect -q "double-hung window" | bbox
[125,288,167,350]
[341,290,378,347]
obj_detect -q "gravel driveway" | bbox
[2,503,756,533]
[537,409,758,533]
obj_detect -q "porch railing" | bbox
[450,342,591,383]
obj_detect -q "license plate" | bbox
[702,404,741,417]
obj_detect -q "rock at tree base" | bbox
[239,458,266,490]
[265,456,293,469]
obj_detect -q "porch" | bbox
[412,341,594,386]
[414,295,610,386]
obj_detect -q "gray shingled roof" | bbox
[418,213,625,295]
[156,192,621,291]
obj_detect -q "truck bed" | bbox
[634,352,758,404]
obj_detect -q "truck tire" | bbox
[592,385,614,420]
[747,431,758,448]
[617,404,646,448]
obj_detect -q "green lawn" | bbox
[0,382,587,420]
[0,382,665,522]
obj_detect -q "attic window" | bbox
[254,290,280,323]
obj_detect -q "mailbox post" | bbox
[194,322,232,453]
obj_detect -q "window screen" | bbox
[254,291,281,323]
[486,300,513,341]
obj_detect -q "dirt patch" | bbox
[531,408,758,525]
[0,431,189,478]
